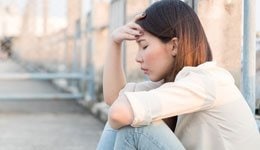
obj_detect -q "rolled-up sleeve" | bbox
[118,80,163,94]
[124,72,216,127]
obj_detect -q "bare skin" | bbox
[103,13,145,106]
[105,13,179,129]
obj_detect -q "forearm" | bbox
[103,40,126,106]
[103,13,145,106]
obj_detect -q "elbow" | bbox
[108,106,122,129]
[108,98,134,129]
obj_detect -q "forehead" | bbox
[136,31,155,43]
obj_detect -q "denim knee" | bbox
[114,121,185,150]
[97,122,118,150]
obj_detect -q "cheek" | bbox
[144,46,171,67]
[144,53,158,64]
[143,48,163,65]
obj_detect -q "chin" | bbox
[148,76,163,82]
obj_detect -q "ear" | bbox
[168,37,178,57]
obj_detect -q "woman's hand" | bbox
[111,13,146,44]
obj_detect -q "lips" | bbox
[141,68,148,74]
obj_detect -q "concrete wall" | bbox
[66,0,82,70]
[197,0,242,88]
[0,5,21,37]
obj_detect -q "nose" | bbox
[135,51,143,63]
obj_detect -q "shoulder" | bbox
[134,80,163,91]
[175,61,235,85]
[158,62,235,100]
[119,80,163,95]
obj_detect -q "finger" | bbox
[124,27,143,36]
[133,12,146,21]
[127,22,144,31]
[122,33,138,41]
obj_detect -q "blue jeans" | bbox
[97,121,185,150]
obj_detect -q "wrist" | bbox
[110,31,123,45]
[109,38,122,50]
[111,39,122,45]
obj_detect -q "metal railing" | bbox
[0,16,94,101]
[110,0,127,71]
[1,0,256,112]
[242,0,256,113]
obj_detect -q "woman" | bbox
[98,0,260,149]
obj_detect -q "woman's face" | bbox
[136,31,175,82]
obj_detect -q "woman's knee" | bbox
[117,121,169,136]
[97,122,118,150]
[115,121,185,150]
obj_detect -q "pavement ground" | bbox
[0,59,105,150]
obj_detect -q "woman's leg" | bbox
[96,122,118,150]
[114,120,185,150]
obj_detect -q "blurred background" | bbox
[0,0,259,149]
[0,0,259,103]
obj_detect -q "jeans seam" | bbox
[124,134,137,149]
[123,132,163,150]
[135,132,164,149]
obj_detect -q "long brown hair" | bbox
[136,0,212,82]
[136,0,212,132]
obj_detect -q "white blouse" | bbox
[120,62,260,150]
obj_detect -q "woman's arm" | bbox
[103,40,127,106]
[108,94,134,129]
[103,13,145,106]
[108,71,216,128]
[108,80,163,129]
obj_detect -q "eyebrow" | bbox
[136,39,146,43]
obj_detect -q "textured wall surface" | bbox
[198,0,242,87]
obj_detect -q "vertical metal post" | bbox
[85,9,95,101]
[149,0,159,4]
[122,0,127,73]
[71,19,81,91]
[110,0,127,73]
[64,31,69,71]
[192,0,198,13]
[243,0,256,113]
[75,19,81,72]
[184,0,198,12]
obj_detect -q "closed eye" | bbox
[143,45,148,49]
